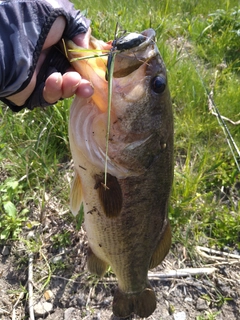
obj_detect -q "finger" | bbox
[43,72,63,103]
[62,71,94,98]
[61,71,82,98]
[75,78,94,98]
[72,27,91,48]
[44,71,94,103]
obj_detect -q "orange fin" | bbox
[70,173,82,216]
[87,247,108,277]
[94,173,122,218]
[149,220,172,269]
[113,283,156,318]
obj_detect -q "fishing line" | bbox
[183,46,240,172]
[104,51,116,188]
[70,53,109,62]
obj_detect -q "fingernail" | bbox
[83,84,94,98]
[72,81,80,93]
[56,73,62,84]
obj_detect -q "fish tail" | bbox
[113,283,156,318]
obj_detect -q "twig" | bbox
[12,290,25,320]
[196,246,240,261]
[210,112,240,125]
[205,260,240,267]
[28,252,35,320]
[207,88,240,171]
[0,307,10,315]
[86,286,94,307]
[208,90,240,125]
[97,268,217,284]
[148,267,217,279]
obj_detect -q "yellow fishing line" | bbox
[70,53,109,62]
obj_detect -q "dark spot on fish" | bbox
[94,173,123,218]
[151,75,166,94]
[99,244,102,247]
[87,206,99,215]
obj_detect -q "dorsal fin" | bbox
[70,173,83,216]
[95,173,122,218]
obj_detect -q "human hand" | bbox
[7,17,93,109]
[42,24,93,104]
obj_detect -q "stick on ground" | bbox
[28,252,35,320]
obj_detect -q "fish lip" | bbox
[119,29,156,51]
[113,29,158,78]
[136,28,156,49]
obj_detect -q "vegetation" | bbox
[0,0,239,256]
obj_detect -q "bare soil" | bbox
[1,208,240,320]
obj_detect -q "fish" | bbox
[67,28,174,318]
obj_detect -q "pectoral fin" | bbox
[149,220,171,269]
[95,173,122,218]
[70,173,82,216]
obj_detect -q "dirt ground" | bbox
[1,202,240,320]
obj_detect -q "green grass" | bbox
[0,0,239,255]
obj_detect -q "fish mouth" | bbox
[67,29,158,111]
[113,60,143,78]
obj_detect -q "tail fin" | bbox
[112,284,156,318]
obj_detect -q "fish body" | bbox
[68,29,173,318]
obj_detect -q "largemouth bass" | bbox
[67,29,174,318]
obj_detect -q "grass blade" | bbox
[104,52,116,188]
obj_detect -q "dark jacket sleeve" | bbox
[0,0,90,111]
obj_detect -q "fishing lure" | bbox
[105,23,146,80]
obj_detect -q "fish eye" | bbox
[151,76,166,94]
